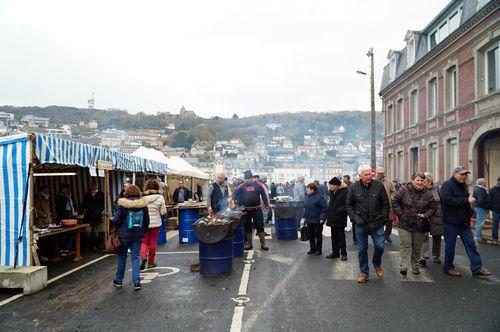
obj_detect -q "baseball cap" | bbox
[453,166,470,175]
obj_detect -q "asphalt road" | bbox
[1,227,499,331]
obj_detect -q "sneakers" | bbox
[400,268,408,275]
[433,256,441,264]
[314,251,322,256]
[307,250,316,255]
[134,283,142,290]
[473,268,492,277]
[340,255,347,261]
[140,258,147,271]
[375,266,384,279]
[357,274,369,283]
[444,269,461,277]
[148,262,157,269]
[384,235,392,243]
[419,258,427,267]
[113,280,123,288]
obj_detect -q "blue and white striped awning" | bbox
[0,134,31,267]
[35,134,169,174]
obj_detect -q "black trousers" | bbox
[308,223,323,252]
[331,226,347,256]
[242,209,265,234]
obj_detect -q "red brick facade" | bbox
[381,4,500,185]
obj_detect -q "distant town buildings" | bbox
[21,115,49,128]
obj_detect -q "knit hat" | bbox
[244,170,253,179]
[329,177,341,186]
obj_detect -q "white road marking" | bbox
[156,251,198,255]
[230,249,254,332]
[0,254,113,308]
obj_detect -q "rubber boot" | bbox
[258,232,269,251]
[245,232,253,250]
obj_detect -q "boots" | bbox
[245,232,253,250]
[258,232,269,251]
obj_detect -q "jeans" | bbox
[354,224,385,275]
[140,227,160,264]
[443,223,483,274]
[474,207,488,240]
[492,211,500,241]
[115,237,142,284]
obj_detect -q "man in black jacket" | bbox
[441,166,491,277]
[326,177,348,260]
[173,179,191,204]
[489,176,500,244]
[346,165,390,283]
[207,173,230,215]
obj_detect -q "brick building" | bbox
[379,0,500,186]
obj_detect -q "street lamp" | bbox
[356,48,376,170]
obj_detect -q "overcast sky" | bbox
[0,0,450,118]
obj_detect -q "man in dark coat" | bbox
[440,166,491,277]
[488,176,500,244]
[173,179,191,204]
[232,170,270,251]
[472,178,489,242]
[326,177,348,260]
[82,182,105,251]
[207,173,230,215]
[346,165,390,283]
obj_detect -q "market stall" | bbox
[0,133,169,268]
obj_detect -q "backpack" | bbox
[127,210,144,231]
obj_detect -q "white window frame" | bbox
[485,43,500,94]
[390,56,397,80]
[446,65,458,110]
[396,98,404,131]
[386,103,394,134]
[427,77,438,118]
[407,38,415,68]
[409,146,419,178]
[445,137,459,177]
[428,5,463,51]
[427,141,439,183]
[409,88,419,125]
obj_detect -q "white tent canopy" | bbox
[132,146,209,179]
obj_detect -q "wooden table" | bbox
[37,224,90,263]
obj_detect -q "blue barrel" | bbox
[179,208,199,244]
[199,233,233,276]
[157,215,167,245]
[275,216,298,240]
[232,223,244,257]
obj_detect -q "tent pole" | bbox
[15,163,31,269]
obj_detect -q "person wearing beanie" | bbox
[326,177,348,260]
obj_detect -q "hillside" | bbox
[0,105,382,148]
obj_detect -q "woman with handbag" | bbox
[111,184,150,290]
[393,172,437,275]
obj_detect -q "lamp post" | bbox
[356,48,376,170]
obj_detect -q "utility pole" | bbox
[367,48,376,170]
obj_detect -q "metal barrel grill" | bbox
[193,211,244,276]
[273,200,304,240]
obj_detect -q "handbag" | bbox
[415,217,430,233]
[299,223,309,241]
[105,227,121,254]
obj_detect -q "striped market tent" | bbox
[0,133,168,267]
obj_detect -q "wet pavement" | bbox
[1,227,499,331]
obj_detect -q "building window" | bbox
[407,38,415,67]
[446,138,459,177]
[397,151,404,182]
[428,142,439,182]
[396,98,404,131]
[387,154,394,179]
[409,89,418,125]
[446,65,458,110]
[386,105,393,134]
[409,147,419,177]
[486,44,500,94]
[428,6,463,50]
[390,56,397,80]
[427,77,438,117]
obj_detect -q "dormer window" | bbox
[407,38,415,67]
[388,50,399,80]
[428,4,463,50]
